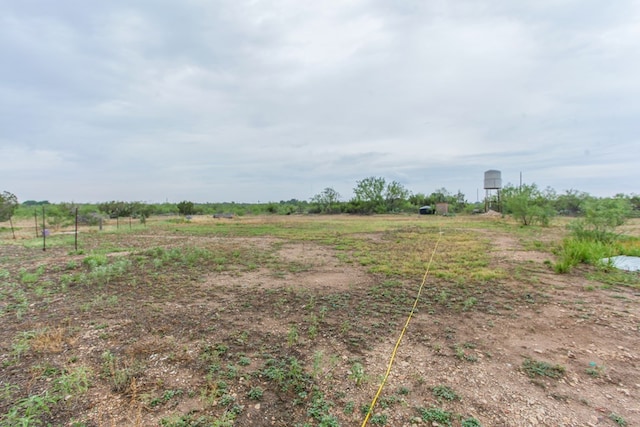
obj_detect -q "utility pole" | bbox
[519,172,522,189]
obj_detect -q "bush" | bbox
[569,197,632,243]
[555,197,633,273]
[502,184,555,226]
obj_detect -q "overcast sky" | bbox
[1,1,638,204]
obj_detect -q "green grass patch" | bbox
[522,358,565,379]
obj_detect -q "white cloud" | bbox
[0,1,638,202]
[0,146,74,172]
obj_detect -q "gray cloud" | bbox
[1,0,638,203]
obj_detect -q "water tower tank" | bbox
[484,170,502,189]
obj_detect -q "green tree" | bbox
[451,190,468,213]
[430,188,451,204]
[22,200,49,206]
[98,201,134,218]
[502,183,556,226]
[311,188,341,214]
[0,191,18,222]
[176,200,196,216]
[352,176,387,214]
[385,181,410,212]
[350,177,412,214]
[554,189,589,216]
[408,192,429,208]
[129,202,155,223]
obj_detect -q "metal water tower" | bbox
[484,170,502,212]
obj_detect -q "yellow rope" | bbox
[361,231,442,427]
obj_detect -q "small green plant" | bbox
[438,290,449,304]
[418,407,453,426]
[432,384,459,401]
[52,366,91,396]
[101,350,137,393]
[11,332,34,359]
[370,414,388,425]
[247,387,264,400]
[307,392,329,419]
[522,358,565,379]
[19,266,45,284]
[287,325,299,346]
[454,344,477,362]
[150,389,184,407]
[223,364,239,379]
[462,417,483,427]
[219,394,235,406]
[214,343,229,355]
[215,380,228,395]
[462,296,477,311]
[318,305,328,320]
[2,392,58,427]
[585,362,604,378]
[200,344,223,365]
[82,254,108,270]
[340,320,351,334]
[306,391,340,426]
[0,383,18,402]
[312,351,324,379]
[261,357,310,393]
[343,400,355,414]
[609,412,627,426]
[318,415,340,427]
[308,321,319,339]
[234,330,249,344]
[160,414,212,426]
[200,381,223,406]
[377,395,399,409]
[348,361,366,386]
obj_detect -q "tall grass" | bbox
[555,234,640,274]
[554,238,615,273]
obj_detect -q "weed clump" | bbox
[432,384,459,401]
[521,358,565,379]
[418,406,453,426]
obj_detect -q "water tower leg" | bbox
[485,190,489,212]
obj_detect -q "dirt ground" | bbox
[0,216,639,426]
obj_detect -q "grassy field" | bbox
[1,214,639,426]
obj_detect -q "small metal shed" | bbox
[419,206,434,215]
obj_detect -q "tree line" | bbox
[1,177,640,230]
[310,177,469,214]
